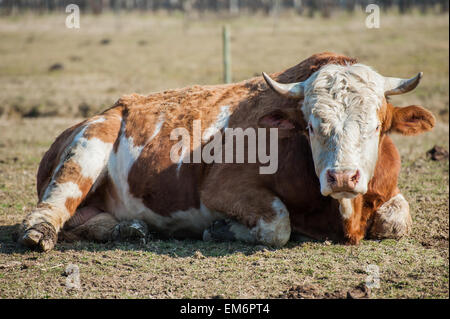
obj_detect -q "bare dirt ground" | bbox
[0,11,448,298]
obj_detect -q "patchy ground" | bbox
[0,12,448,298]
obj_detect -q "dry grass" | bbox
[0,11,448,298]
[0,11,448,119]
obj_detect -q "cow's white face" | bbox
[301,64,385,199]
[262,61,433,200]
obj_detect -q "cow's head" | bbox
[260,64,435,199]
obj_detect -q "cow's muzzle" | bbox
[326,168,360,198]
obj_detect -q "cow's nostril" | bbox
[351,170,360,184]
[326,170,336,184]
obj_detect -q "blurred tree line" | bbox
[0,0,448,16]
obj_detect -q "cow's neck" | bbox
[271,134,328,208]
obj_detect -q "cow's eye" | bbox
[375,124,381,133]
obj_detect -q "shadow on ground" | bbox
[0,223,319,257]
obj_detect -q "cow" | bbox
[16,52,435,252]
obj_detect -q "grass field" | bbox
[0,11,448,298]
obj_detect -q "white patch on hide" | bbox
[250,197,291,247]
[107,125,145,220]
[89,116,106,125]
[149,113,165,142]
[40,181,82,230]
[338,198,353,220]
[71,137,113,180]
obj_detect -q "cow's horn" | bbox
[384,72,423,96]
[262,72,305,99]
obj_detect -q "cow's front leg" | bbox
[202,195,291,248]
[368,193,411,239]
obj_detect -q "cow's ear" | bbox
[258,109,302,138]
[389,105,435,136]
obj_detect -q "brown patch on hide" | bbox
[83,108,123,144]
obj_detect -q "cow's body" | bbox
[18,52,434,251]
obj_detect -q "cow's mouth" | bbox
[330,191,359,200]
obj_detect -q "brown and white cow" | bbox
[17,52,435,251]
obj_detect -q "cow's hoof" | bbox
[112,219,149,242]
[203,219,236,242]
[369,194,411,239]
[19,222,57,252]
